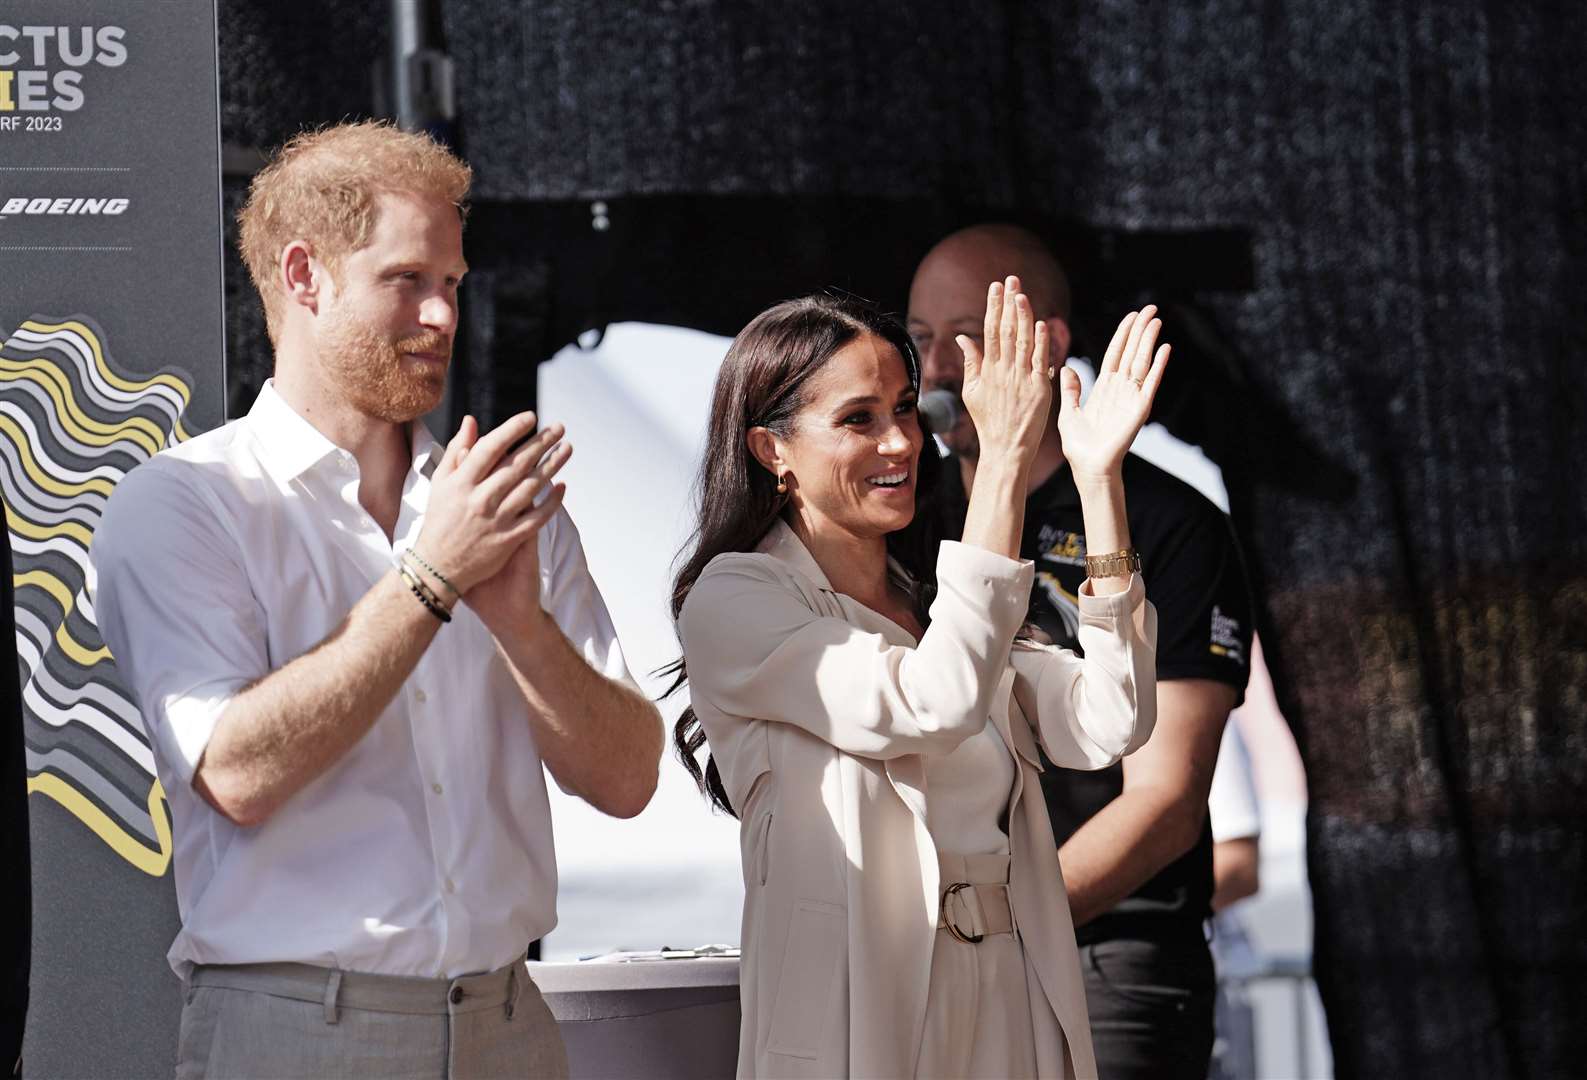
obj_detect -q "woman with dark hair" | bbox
[671,280,1167,1078]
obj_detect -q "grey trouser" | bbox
[177,960,569,1080]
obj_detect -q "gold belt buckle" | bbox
[941,882,984,944]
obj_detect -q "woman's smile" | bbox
[865,467,914,496]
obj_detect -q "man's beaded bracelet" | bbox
[402,547,459,600]
[399,564,452,623]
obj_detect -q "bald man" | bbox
[908,224,1254,1080]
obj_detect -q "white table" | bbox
[528,957,741,1078]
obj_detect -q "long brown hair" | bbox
[663,293,944,816]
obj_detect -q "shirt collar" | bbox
[755,518,921,645]
[410,420,442,479]
[755,518,914,592]
[755,519,835,591]
[246,380,443,484]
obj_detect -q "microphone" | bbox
[918,389,962,434]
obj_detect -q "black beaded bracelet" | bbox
[399,565,452,623]
[411,568,452,620]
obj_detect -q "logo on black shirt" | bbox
[1031,527,1087,643]
[1210,605,1247,667]
[1035,525,1087,567]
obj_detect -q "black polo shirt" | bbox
[940,452,1253,943]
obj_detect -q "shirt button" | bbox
[431,782,443,795]
[449,986,464,1005]
[414,689,428,703]
[445,877,456,893]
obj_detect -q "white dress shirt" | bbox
[90,381,634,978]
[1208,719,1260,845]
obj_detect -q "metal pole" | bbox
[386,0,455,145]
[1294,979,1310,1077]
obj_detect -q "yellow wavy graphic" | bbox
[0,357,170,455]
[4,316,198,877]
[4,503,93,549]
[27,773,173,877]
[28,319,193,405]
[14,569,111,666]
[0,413,117,498]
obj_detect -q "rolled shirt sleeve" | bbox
[535,505,636,687]
[89,462,270,786]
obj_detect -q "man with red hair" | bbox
[93,122,663,1078]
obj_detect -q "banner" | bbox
[1,3,224,1076]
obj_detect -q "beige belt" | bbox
[936,851,1015,944]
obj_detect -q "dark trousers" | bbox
[1079,929,1217,1080]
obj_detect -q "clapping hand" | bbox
[1056,306,1170,482]
[956,275,1053,468]
[412,412,570,633]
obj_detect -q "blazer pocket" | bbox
[754,812,774,887]
[764,899,845,1060]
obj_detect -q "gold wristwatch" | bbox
[1083,548,1141,579]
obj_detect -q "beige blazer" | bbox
[679,521,1157,1079]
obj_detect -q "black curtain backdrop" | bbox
[216,3,1586,1076]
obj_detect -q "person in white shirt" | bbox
[90,121,663,1080]
[1207,719,1262,1080]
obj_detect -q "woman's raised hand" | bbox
[1056,305,1171,482]
[956,276,1053,470]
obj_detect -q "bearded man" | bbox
[91,122,662,1079]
